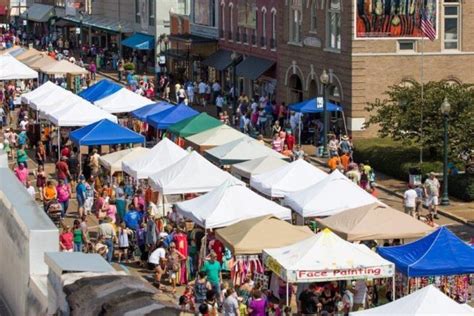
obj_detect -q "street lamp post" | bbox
[231,51,239,126]
[440,97,451,206]
[320,69,330,158]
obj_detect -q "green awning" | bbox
[21,4,55,22]
[168,113,223,138]
[61,15,133,33]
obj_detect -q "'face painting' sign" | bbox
[296,267,392,281]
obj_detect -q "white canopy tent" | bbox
[0,54,38,80]
[37,94,85,116]
[45,102,118,127]
[231,155,289,179]
[185,125,246,150]
[176,179,291,229]
[29,87,73,111]
[21,81,61,104]
[94,88,154,113]
[250,159,328,198]
[40,59,88,75]
[149,151,243,194]
[99,147,150,175]
[250,159,327,198]
[351,285,474,316]
[284,170,380,218]
[263,228,395,305]
[122,138,187,179]
[204,137,288,165]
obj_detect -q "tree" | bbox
[365,81,474,160]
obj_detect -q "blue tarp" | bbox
[70,119,145,146]
[79,79,122,102]
[289,99,342,113]
[122,33,155,50]
[131,102,174,121]
[146,104,199,129]
[377,226,474,277]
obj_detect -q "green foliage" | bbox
[449,174,474,202]
[365,81,474,160]
[354,138,473,201]
[123,63,135,71]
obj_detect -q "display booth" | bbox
[146,104,199,130]
[263,229,395,305]
[79,79,122,103]
[99,147,150,175]
[94,87,154,113]
[185,125,246,153]
[231,155,289,181]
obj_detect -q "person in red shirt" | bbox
[173,227,188,284]
[286,130,295,151]
[60,146,71,158]
[59,226,74,252]
[208,237,224,263]
[56,156,71,182]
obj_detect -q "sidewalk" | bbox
[303,145,474,227]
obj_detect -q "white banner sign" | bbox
[295,266,394,282]
[316,97,323,109]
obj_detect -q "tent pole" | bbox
[286,281,289,306]
[57,127,60,162]
[341,110,348,136]
[161,192,165,218]
[392,275,396,301]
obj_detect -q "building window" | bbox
[177,0,190,15]
[261,8,267,47]
[327,0,341,50]
[55,0,65,8]
[149,0,155,26]
[229,4,234,40]
[310,0,317,32]
[398,40,415,52]
[444,0,460,50]
[210,0,216,27]
[221,3,225,38]
[271,10,276,49]
[135,0,141,24]
[289,0,302,43]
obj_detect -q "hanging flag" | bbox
[421,12,436,41]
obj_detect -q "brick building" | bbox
[277,0,474,136]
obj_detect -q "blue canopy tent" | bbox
[377,226,474,277]
[70,119,145,146]
[79,79,122,102]
[289,99,342,114]
[122,33,155,50]
[131,102,174,121]
[146,104,199,129]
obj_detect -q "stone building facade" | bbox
[277,0,474,136]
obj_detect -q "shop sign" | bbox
[264,256,282,276]
[75,27,80,34]
[316,97,323,109]
[296,266,394,281]
[303,36,321,48]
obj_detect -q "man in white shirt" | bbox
[19,116,29,131]
[186,82,195,104]
[404,184,418,217]
[26,180,36,199]
[198,81,207,106]
[215,94,224,115]
[211,81,221,103]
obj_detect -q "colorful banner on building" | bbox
[355,0,437,39]
[238,0,257,29]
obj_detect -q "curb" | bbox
[308,156,474,227]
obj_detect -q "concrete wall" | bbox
[0,166,58,316]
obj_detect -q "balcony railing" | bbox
[270,38,276,49]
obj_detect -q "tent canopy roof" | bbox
[176,180,290,229]
[131,102,174,121]
[21,81,61,104]
[99,147,150,174]
[122,33,155,50]
[22,52,57,70]
[94,88,154,113]
[79,79,122,102]
[250,159,327,198]
[147,104,199,129]
[204,137,288,165]
[40,59,88,75]
[231,155,289,179]
[70,119,144,146]
[263,228,394,283]
[284,170,380,217]
[316,203,434,241]
[351,285,474,316]
[216,215,313,254]
[15,48,41,61]
[122,138,187,179]
[377,226,474,277]
[289,99,342,114]
[168,113,223,138]
[149,151,242,194]
[185,125,246,147]
[0,54,38,80]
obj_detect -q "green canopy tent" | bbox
[168,112,222,138]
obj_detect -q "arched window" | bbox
[261,8,267,47]
[220,2,225,38]
[289,74,303,103]
[271,9,276,49]
[326,0,341,50]
[229,3,234,40]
